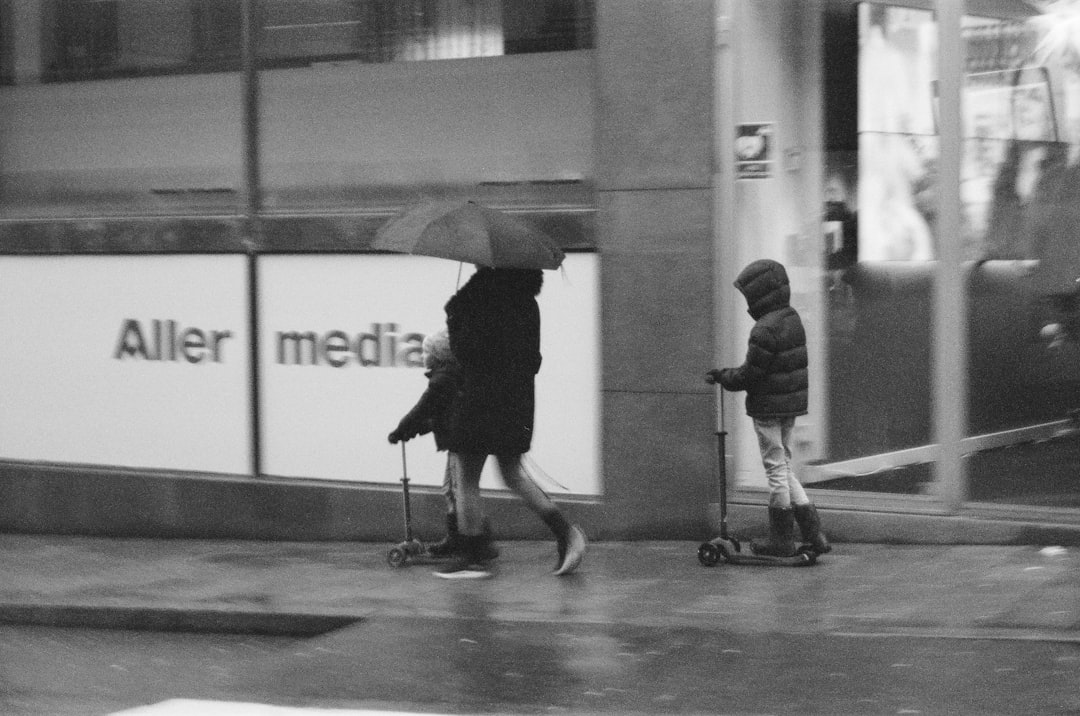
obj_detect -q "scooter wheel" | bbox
[698,541,721,567]
[386,546,408,568]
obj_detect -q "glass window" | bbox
[814,3,940,498]
[0,0,595,85]
[722,1,940,500]
[256,0,593,67]
[256,0,596,224]
[962,2,1080,512]
[741,0,1080,513]
[0,0,245,220]
[0,0,596,234]
[38,0,243,82]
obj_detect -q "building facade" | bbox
[1,0,1079,544]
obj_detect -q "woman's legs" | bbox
[495,454,586,575]
[494,454,560,521]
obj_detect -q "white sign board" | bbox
[258,254,601,495]
[0,255,251,473]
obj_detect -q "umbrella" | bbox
[372,199,565,270]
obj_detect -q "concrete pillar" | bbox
[595,0,717,537]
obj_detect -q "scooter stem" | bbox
[717,388,729,541]
[400,441,414,542]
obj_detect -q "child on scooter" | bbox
[706,259,831,556]
[387,329,469,558]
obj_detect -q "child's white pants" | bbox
[753,416,809,508]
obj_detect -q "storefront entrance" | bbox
[719,0,1080,524]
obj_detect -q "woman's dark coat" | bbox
[443,268,543,455]
[717,259,808,418]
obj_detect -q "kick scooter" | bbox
[697,389,818,568]
[386,442,442,568]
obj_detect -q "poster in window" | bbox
[736,122,775,179]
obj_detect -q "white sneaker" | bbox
[554,525,586,576]
[434,558,493,580]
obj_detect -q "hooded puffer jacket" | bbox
[718,259,808,418]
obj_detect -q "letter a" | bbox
[114,319,150,360]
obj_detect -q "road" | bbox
[2,617,1079,716]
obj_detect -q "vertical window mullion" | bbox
[932,0,967,511]
[241,0,263,477]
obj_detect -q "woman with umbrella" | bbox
[439,267,587,578]
[375,201,586,579]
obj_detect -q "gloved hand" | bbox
[388,428,412,444]
[705,368,724,385]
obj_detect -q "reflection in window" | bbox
[1,0,594,84]
[260,0,505,63]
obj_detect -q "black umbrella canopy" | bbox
[373,200,565,270]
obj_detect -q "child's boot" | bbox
[750,505,798,557]
[434,534,494,580]
[793,503,831,553]
[427,514,460,558]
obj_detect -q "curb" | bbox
[0,603,363,636]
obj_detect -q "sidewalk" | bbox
[1,534,1078,642]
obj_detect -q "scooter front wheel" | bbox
[386,546,408,568]
[698,541,722,567]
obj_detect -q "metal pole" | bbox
[932,0,968,510]
[241,0,263,477]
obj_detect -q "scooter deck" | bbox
[387,538,457,568]
[698,537,818,567]
[725,550,816,567]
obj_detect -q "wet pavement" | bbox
[1,535,1079,714]
[1,535,1077,640]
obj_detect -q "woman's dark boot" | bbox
[750,506,798,557]
[554,525,587,576]
[793,503,831,553]
[542,510,586,575]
